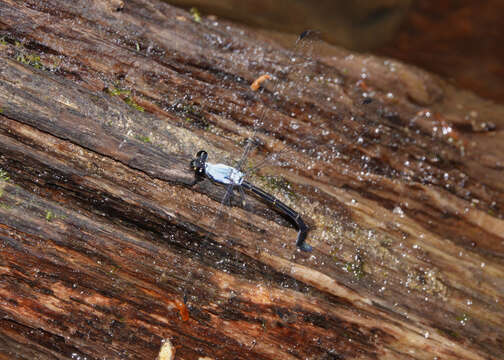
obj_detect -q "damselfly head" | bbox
[190,150,208,175]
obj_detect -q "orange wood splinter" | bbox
[250,74,271,91]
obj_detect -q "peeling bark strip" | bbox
[0,0,503,359]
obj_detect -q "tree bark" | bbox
[0,0,503,359]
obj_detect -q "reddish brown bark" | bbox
[0,0,503,359]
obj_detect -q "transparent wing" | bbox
[198,182,235,248]
[228,30,326,250]
[241,30,329,177]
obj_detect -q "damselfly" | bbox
[191,30,320,252]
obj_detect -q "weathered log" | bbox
[0,0,503,359]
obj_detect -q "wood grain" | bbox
[0,0,503,359]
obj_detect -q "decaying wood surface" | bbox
[0,0,503,359]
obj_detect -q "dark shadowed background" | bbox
[165,0,504,104]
